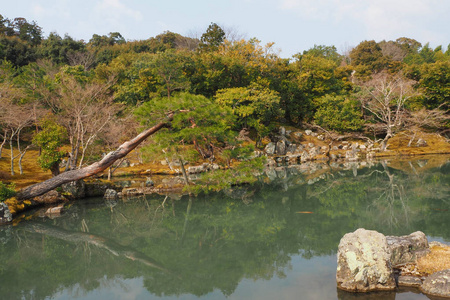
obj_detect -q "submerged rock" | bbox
[336,228,396,292]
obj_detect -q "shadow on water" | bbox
[0,156,449,299]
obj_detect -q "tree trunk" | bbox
[0,131,7,159]
[16,116,172,200]
[18,146,31,175]
[9,137,15,176]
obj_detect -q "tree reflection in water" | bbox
[0,157,448,300]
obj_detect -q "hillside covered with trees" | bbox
[1,14,449,191]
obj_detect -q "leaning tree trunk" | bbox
[16,115,173,200]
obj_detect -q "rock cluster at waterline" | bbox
[336,228,450,298]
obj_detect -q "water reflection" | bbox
[0,157,449,300]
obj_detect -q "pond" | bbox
[1,157,449,300]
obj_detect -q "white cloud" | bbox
[95,0,143,23]
[277,0,445,43]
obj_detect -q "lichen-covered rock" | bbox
[187,165,205,174]
[61,180,86,199]
[336,228,396,292]
[33,190,64,204]
[386,231,429,266]
[0,202,12,224]
[85,182,118,197]
[276,140,286,155]
[264,142,276,155]
[104,189,119,200]
[420,269,450,298]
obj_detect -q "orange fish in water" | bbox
[296,211,313,214]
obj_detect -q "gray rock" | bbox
[266,158,277,167]
[305,130,312,136]
[336,228,396,292]
[264,142,276,155]
[145,177,154,187]
[286,144,297,154]
[293,132,303,139]
[386,231,429,266]
[300,151,310,162]
[104,189,119,199]
[85,182,118,197]
[279,126,286,136]
[416,139,427,147]
[420,269,450,298]
[187,165,205,174]
[276,140,287,155]
[397,275,423,287]
[61,180,86,199]
[44,204,64,217]
[33,190,63,204]
[0,203,12,224]
[122,188,143,196]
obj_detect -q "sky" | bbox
[2,0,450,58]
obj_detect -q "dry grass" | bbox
[417,244,450,275]
[384,131,450,156]
[0,148,52,189]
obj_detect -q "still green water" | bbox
[1,157,449,300]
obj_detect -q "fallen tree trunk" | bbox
[16,115,173,200]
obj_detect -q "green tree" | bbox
[313,95,363,132]
[135,92,236,162]
[33,116,67,176]
[414,61,450,110]
[0,182,15,202]
[215,83,283,142]
[37,32,86,65]
[302,44,342,64]
[287,53,343,123]
[350,40,389,74]
[11,17,42,46]
[0,36,36,67]
[149,49,192,98]
[89,32,125,47]
[198,23,225,52]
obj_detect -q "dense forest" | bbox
[0,14,449,184]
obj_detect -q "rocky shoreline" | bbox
[337,228,450,298]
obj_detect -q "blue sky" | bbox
[3,0,450,58]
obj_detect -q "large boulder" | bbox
[61,180,86,199]
[336,228,396,292]
[420,269,450,298]
[386,231,429,266]
[85,181,119,197]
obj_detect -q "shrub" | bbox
[0,182,15,202]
